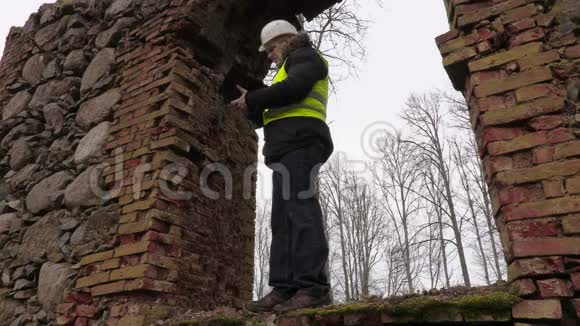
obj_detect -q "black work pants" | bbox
[267,141,330,297]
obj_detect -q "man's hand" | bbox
[230,85,248,114]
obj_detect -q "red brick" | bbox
[481,127,526,147]
[537,278,574,298]
[542,179,565,198]
[507,18,536,33]
[566,177,580,195]
[571,273,580,291]
[487,132,547,156]
[487,156,514,175]
[476,40,493,54]
[499,186,540,205]
[501,4,538,24]
[547,128,574,144]
[63,291,92,304]
[532,146,554,164]
[478,94,516,112]
[512,278,537,297]
[564,45,580,59]
[57,303,75,314]
[75,305,98,318]
[509,256,565,280]
[536,13,556,27]
[562,215,580,235]
[75,318,88,326]
[555,140,580,160]
[435,29,460,46]
[509,28,545,48]
[471,70,503,87]
[506,218,560,240]
[528,116,562,131]
[512,300,562,319]
[572,299,580,318]
[512,238,580,258]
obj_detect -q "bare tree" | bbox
[374,130,423,294]
[320,155,353,301]
[342,171,385,298]
[402,92,471,287]
[253,200,271,299]
[444,91,505,282]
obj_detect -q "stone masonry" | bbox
[437,0,580,324]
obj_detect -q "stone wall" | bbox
[437,0,580,324]
[0,0,280,324]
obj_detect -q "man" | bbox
[230,20,334,313]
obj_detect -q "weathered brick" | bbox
[542,179,564,198]
[91,281,126,297]
[564,45,580,59]
[532,146,554,164]
[468,42,542,72]
[528,115,561,131]
[515,83,553,103]
[486,156,514,176]
[506,218,559,240]
[504,4,538,23]
[75,305,99,318]
[487,132,546,156]
[114,241,152,258]
[458,0,528,27]
[509,27,545,48]
[537,278,574,298]
[110,264,157,281]
[499,186,537,205]
[566,177,580,195]
[512,300,562,319]
[481,96,563,126]
[443,47,477,67]
[496,159,580,186]
[512,278,537,297]
[440,28,495,54]
[507,17,536,33]
[512,237,580,257]
[117,316,145,326]
[435,29,460,46]
[572,273,580,292]
[509,256,565,280]
[546,128,574,145]
[555,140,580,160]
[141,253,179,270]
[475,66,553,98]
[518,50,560,70]
[481,127,526,147]
[76,272,110,288]
[79,250,114,266]
[98,259,120,271]
[562,215,580,235]
[478,94,516,112]
[125,278,176,293]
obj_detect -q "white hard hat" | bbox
[259,20,298,52]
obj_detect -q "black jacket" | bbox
[246,34,334,165]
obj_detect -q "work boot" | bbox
[273,290,332,314]
[245,289,294,313]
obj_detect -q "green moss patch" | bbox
[288,291,519,322]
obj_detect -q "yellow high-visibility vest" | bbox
[263,56,329,126]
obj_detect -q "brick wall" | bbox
[437,0,580,323]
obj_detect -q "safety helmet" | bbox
[259,20,298,52]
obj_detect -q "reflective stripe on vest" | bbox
[263,56,329,126]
